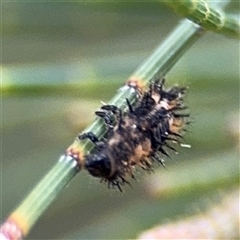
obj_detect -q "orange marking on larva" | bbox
[151,93,161,106]
[170,118,185,134]
[128,144,143,166]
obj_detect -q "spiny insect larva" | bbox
[78,78,190,191]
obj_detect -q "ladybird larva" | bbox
[78,78,190,191]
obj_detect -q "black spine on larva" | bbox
[80,78,189,191]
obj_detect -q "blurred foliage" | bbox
[1,2,239,240]
[138,187,239,239]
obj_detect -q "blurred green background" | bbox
[1,2,239,239]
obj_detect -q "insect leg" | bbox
[101,104,119,115]
[78,132,104,150]
[101,105,125,131]
[78,132,99,143]
[95,111,114,129]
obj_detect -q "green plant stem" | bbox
[164,0,240,38]
[5,156,78,237]
[14,156,78,229]
[1,19,204,239]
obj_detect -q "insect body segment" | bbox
[79,79,189,191]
